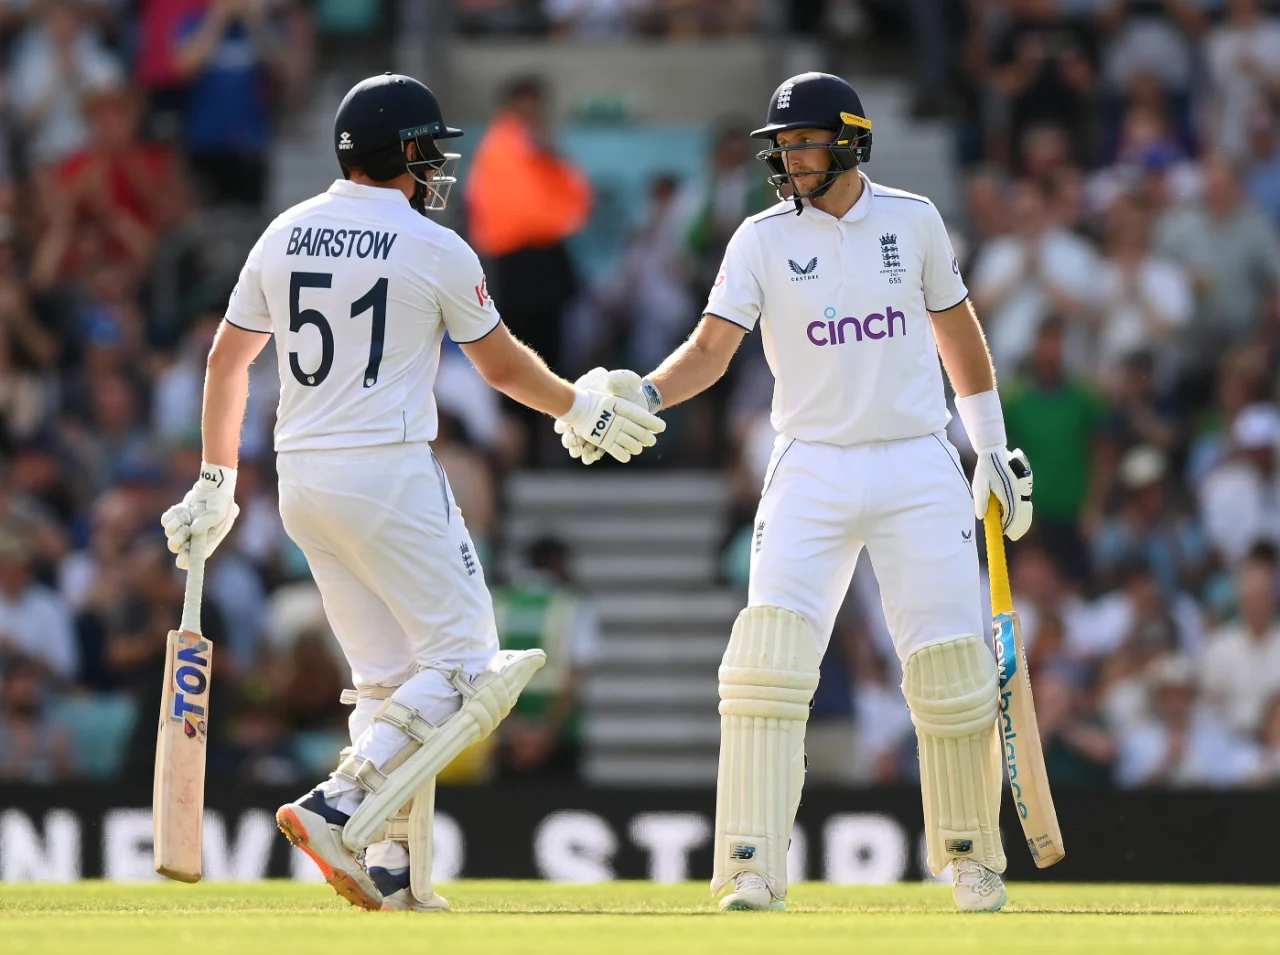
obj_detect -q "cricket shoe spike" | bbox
[369,865,451,913]
[277,790,383,912]
[952,859,1008,912]
[719,871,786,912]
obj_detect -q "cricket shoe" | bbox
[369,865,451,913]
[952,859,1007,912]
[719,872,785,912]
[277,791,383,912]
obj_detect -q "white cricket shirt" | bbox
[225,180,500,453]
[705,172,968,446]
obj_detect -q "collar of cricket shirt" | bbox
[328,180,411,203]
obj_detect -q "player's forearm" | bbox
[647,316,744,409]
[475,332,577,418]
[201,356,251,469]
[932,299,996,397]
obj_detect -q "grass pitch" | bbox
[3,881,1278,954]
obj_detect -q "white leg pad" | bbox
[382,781,436,902]
[340,649,545,852]
[712,605,821,901]
[902,634,1006,876]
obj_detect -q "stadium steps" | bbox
[500,471,744,785]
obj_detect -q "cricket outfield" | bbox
[3,881,1277,954]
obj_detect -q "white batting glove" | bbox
[972,447,1033,541]
[556,369,663,465]
[560,390,665,464]
[161,462,239,570]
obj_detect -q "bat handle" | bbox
[181,531,207,635]
[983,492,1014,617]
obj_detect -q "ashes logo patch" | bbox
[879,233,906,280]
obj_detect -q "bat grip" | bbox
[181,531,207,635]
[984,492,1014,617]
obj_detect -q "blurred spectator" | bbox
[175,0,287,207]
[1201,551,1280,737]
[961,165,1011,267]
[673,118,772,291]
[1009,538,1090,664]
[61,373,164,494]
[1087,555,1203,718]
[0,656,77,782]
[8,0,123,171]
[1247,106,1280,228]
[1033,670,1115,786]
[493,537,600,778]
[1100,351,1181,454]
[988,0,1098,170]
[1155,156,1280,382]
[1116,654,1259,788]
[1255,692,1280,783]
[0,532,77,680]
[850,627,913,785]
[1092,445,1205,596]
[605,173,696,372]
[1002,319,1107,580]
[32,83,184,292]
[1204,0,1280,162]
[1094,195,1192,387]
[466,76,591,375]
[1199,403,1280,566]
[135,0,212,139]
[1185,346,1270,490]
[434,340,508,455]
[544,0,650,36]
[970,179,1099,373]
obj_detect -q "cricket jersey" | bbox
[705,172,968,447]
[225,179,500,453]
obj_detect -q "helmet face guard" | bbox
[402,126,461,213]
[754,111,873,209]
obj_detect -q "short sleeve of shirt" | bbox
[224,232,272,334]
[704,219,764,331]
[436,234,501,344]
[922,202,968,312]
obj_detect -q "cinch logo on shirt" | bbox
[286,227,398,260]
[807,305,906,346]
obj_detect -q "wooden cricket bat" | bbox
[984,496,1065,868]
[153,531,212,883]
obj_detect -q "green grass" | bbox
[2,881,1278,954]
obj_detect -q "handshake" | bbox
[556,368,665,465]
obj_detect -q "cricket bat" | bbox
[984,495,1065,868]
[153,531,213,883]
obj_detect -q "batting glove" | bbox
[161,462,239,570]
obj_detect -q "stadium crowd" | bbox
[1,0,1278,792]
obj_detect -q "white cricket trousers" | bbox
[749,432,984,663]
[276,441,500,690]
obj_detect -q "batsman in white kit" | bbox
[159,73,664,912]
[559,73,1034,912]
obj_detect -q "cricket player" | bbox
[160,73,664,912]
[559,72,1033,912]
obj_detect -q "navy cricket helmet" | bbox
[751,72,872,210]
[334,73,464,213]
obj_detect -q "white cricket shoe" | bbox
[277,791,383,912]
[719,872,786,912]
[952,859,1008,912]
[369,865,451,913]
[381,888,451,913]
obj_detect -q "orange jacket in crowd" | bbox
[465,113,592,258]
